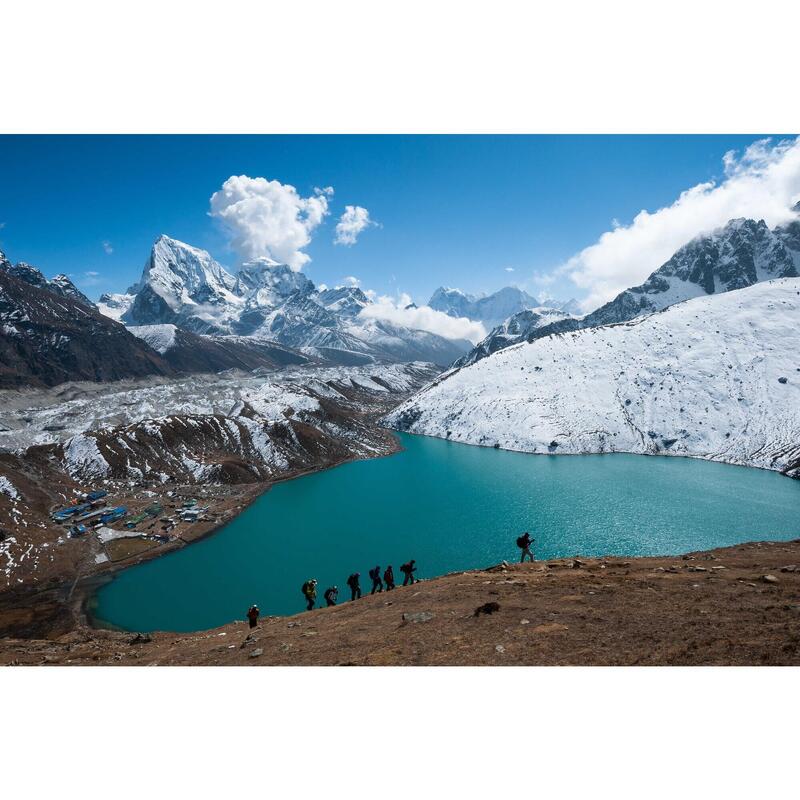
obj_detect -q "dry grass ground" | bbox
[2,539,800,666]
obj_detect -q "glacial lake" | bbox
[91,433,800,632]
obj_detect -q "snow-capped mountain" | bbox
[126,235,242,334]
[385,278,800,477]
[456,212,800,366]
[452,305,574,367]
[108,235,471,366]
[428,285,578,327]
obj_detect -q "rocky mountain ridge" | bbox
[101,235,471,366]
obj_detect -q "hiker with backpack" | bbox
[400,560,417,586]
[517,532,535,562]
[346,572,362,601]
[383,564,395,591]
[369,565,384,594]
[247,604,260,629]
[301,578,318,611]
[324,586,338,607]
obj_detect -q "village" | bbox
[47,482,255,573]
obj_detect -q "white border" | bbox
[2,1,798,133]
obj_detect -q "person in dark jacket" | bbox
[247,604,260,629]
[517,532,535,563]
[324,586,338,607]
[383,565,395,591]
[369,565,384,594]
[346,572,362,601]
[400,560,417,586]
[301,578,318,611]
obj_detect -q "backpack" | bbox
[302,581,312,596]
[516,535,528,548]
[369,567,379,580]
[347,574,357,587]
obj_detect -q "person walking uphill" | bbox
[400,560,417,586]
[247,604,260,629]
[324,586,338,607]
[301,578,318,611]
[517,532,535,563]
[369,565,384,594]
[346,572,362,601]
[383,565,395,591]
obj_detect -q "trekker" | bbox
[517,532,535,563]
[247,604,260,629]
[346,572,362,601]
[301,578,318,611]
[400,560,417,586]
[383,565,395,591]
[369,565,384,594]
[324,586,338,607]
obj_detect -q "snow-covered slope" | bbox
[385,279,800,477]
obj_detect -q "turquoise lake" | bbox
[91,433,800,632]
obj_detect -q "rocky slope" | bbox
[386,279,800,477]
[3,541,799,665]
[104,235,471,366]
[457,212,800,366]
[0,266,175,389]
[128,324,310,373]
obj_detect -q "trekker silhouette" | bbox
[383,565,395,590]
[369,565,384,594]
[346,572,362,601]
[247,604,260,629]
[517,532,535,563]
[400,560,417,586]
[301,578,318,611]
[324,586,338,607]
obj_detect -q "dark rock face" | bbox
[0,269,174,389]
[0,257,94,308]
[157,328,310,373]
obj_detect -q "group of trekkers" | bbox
[246,532,535,627]
[300,559,418,611]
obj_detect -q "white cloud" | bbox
[102,240,113,255]
[342,275,360,287]
[85,270,99,277]
[358,292,486,343]
[504,266,515,272]
[209,175,332,270]
[565,136,800,311]
[334,205,375,246]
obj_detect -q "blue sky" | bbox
[0,134,787,305]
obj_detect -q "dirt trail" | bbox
[3,540,800,666]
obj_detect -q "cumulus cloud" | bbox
[358,292,486,343]
[342,275,360,287]
[209,175,332,269]
[565,136,800,311]
[504,266,515,272]
[334,205,375,246]
[102,240,113,255]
